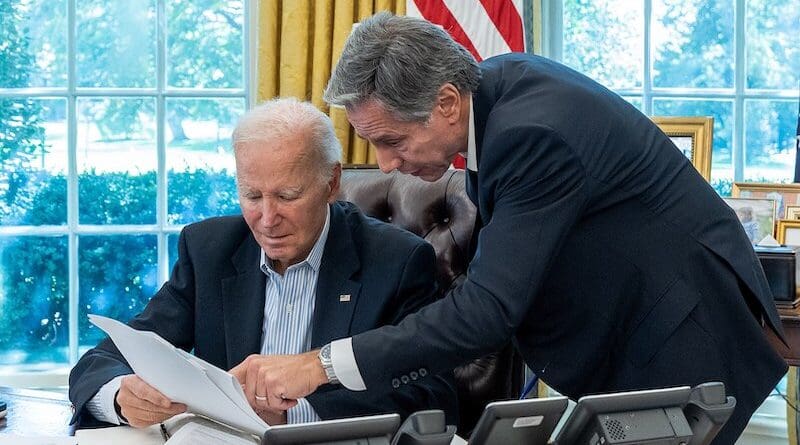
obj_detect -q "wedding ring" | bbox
[255,395,268,402]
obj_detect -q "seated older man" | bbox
[68,98,458,427]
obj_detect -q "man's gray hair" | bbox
[323,12,481,122]
[232,98,342,179]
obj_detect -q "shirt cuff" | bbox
[330,337,366,391]
[85,374,129,425]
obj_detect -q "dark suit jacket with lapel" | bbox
[69,201,458,426]
[351,54,787,443]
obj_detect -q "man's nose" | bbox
[261,200,281,227]
[375,149,402,174]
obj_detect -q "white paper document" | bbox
[0,436,76,445]
[88,314,268,436]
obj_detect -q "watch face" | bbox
[320,344,331,360]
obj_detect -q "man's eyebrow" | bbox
[372,134,403,144]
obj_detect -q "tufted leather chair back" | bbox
[338,168,525,435]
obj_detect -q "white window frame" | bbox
[0,0,255,386]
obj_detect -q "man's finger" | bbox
[128,376,173,409]
[122,405,177,428]
[229,362,247,384]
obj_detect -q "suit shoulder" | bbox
[180,215,251,252]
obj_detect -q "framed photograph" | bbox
[732,182,800,220]
[722,197,776,244]
[777,220,800,247]
[786,205,800,220]
[652,116,714,181]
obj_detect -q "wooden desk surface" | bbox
[0,386,74,436]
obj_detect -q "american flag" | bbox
[406,0,527,168]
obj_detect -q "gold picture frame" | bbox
[652,116,714,181]
[777,220,800,246]
[732,182,800,220]
[786,205,800,220]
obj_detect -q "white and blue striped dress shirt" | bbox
[259,206,330,424]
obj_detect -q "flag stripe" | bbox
[442,0,511,59]
[479,0,525,52]
[412,0,484,61]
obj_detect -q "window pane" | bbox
[743,100,798,183]
[79,235,158,348]
[1,98,67,226]
[652,99,734,184]
[168,233,180,273]
[563,0,643,90]
[167,0,244,89]
[652,0,733,88]
[1,0,68,88]
[746,0,800,90]
[0,236,68,366]
[76,0,156,88]
[77,98,157,224]
[166,98,241,225]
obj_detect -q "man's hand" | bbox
[229,350,328,411]
[116,375,187,428]
[255,407,287,425]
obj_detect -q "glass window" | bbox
[745,0,800,90]
[555,0,799,193]
[76,0,157,88]
[652,0,734,88]
[562,0,643,90]
[0,98,68,226]
[166,98,242,225]
[0,236,69,367]
[0,0,249,375]
[79,235,158,348]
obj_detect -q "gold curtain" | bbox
[256,0,406,164]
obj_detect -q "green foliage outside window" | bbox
[0,169,239,364]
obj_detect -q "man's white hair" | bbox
[232,97,342,179]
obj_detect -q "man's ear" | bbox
[327,163,342,203]
[436,83,462,124]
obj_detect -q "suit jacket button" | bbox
[419,368,428,377]
[410,371,419,380]
[392,378,401,388]
[401,375,410,384]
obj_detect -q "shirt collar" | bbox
[260,205,331,275]
[466,98,477,172]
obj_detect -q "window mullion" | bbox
[733,0,746,182]
[67,0,79,366]
[157,0,169,285]
[642,0,652,115]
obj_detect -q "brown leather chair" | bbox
[338,167,525,435]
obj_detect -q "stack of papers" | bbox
[88,315,268,436]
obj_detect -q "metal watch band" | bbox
[319,344,340,385]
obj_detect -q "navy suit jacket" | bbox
[69,201,457,426]
[351,54,786,443]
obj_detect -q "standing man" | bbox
[233,13,787,443]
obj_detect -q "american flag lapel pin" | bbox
[339,294,351,302]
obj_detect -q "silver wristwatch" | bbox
[318,343,340,385]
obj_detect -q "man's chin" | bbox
[405,168,446,182]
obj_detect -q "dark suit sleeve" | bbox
[307,242,459,424]
[350,125,590,392]
[68,227,198,425]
